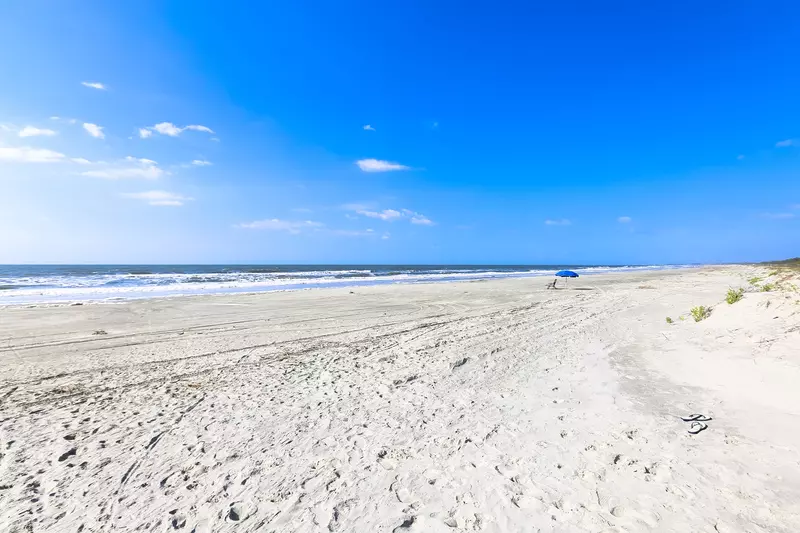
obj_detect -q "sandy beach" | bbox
[2,265,800,532]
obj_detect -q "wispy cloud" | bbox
[363,124,376,131]
[122,190,192,206]
[545,219,571,226]
[776,139,796,148]
[291,207,313,213]
[357,208,403,221]
[80,157,166,180]
[18,126,57,138]
[328,228,391,238]
[761,212,795,219]
[344,204,435,225]
[0,146,66,163]
[81,81,107,90]
[191,159,212,166]
[617,216,632,223]
[737,154,745,160]
[70,158,92,165]
[83,123,105,139]
[236,218,386,237]
[405,210,434,225]
[355,158,410,172]
[330,228,376,237]
[236,219,324,234]
[185,125,214,133]
[139,122,215,138]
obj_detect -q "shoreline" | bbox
[0,263,702,307]
[2,265,799,532]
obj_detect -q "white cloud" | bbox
[81,157,165,180]
[70,158,92,165]
[124,156,158,165]
[762,212,795,219]
[237,219,324,234]
[236,217,388,237]
[330,228,377,237]
[358,208,403,221]
[122,190,192,206]
[344,204,434,225]
[81,81,107,90]
[363,125,376,131]
[410,214,434,225]
[83,123,105,139]
[191,159,212,166]
[545,219,571,226]
[617,216,632,223]
[46,117,77,124]
[184,125,213,133]
[401,209,435,225]
[210,137,220,142]
[0,146,66,163]
[776,139,795,148]
[18,126,57,138]
[382,232,390,240]
[737,154,745,160]
[355,158,410,172]
[153,122,183,136]
[291,207,313,213]
[140,122,215,138]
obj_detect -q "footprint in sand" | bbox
[328,499,357,531]
[390,478,418,505]
[226,501,254,522]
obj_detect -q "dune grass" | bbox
[726,288,744,304]
[690,305,711,322]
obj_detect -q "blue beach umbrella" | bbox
[555,270,579,278]
[552,270,579,288]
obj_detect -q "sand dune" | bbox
[2,266,800,532]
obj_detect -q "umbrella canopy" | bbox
[555,270,579,278]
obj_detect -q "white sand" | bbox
[2,266,800,532]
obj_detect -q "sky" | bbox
[1,1,799,265]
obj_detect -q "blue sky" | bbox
[1,1,799,264]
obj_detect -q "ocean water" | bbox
[0,264,688,304]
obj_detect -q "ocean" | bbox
[0,264,687,304]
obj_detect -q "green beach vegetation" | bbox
[690,306,711,322]
[726,288,744,304]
